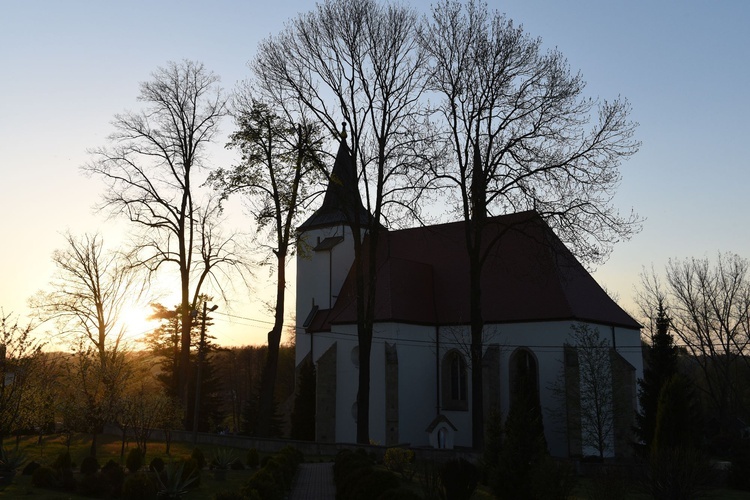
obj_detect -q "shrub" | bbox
[280,446,304,469]
[377,487,422,500]
[333,449,372,486]
[22,460,41,476]
[182,457,202,487]
[439,458,479,500]
[52,451,73,471]
[648,446,712,500]
[101,459,125,496]
[337,463,376,499]
[530,457,576,500]
[126,448,144,473]
[32,466,60,489]
[150,456,165,473]
[80,455,100,476]
[77,473,108,498]
[191,447,207,469]
[213,491,249,500]
[121,471,158,500]
[56,466,78,491]
[243,468,283,500]
[247,448,260,468]
[231,459,245,470]
[348,469,400,500]
[384,447,416,479]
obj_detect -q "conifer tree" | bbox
[636,300,679,452]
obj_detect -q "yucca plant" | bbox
[0,448,26,485]
[156,462,198,500]
[212,448,237,470]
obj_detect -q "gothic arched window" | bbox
[442,350,468,411]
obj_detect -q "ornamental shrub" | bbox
[439,458,479,500]
[246,448,259,468]
[32,466,60,489]
[384,447,416,479]
[52,451,73,471]
[126,448,143,473]
[121,471,157,500]
[80,456,100,476]
[149,456,165,473]
[191,447,207,470]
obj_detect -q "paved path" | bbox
[289,462,336,500]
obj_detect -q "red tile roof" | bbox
[307,210,640,331]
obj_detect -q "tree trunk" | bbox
[90,432,97,458]
[469,245,484,450]
[257,253,287,437]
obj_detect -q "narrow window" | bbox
[442,350,468,411]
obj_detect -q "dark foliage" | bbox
[246,448,259,468]
[377,487,421,500]
[101,459,125,496]
[22,460,40,475]
[80,455,100,475]
[491,374,549,499]
[121,471,158,500]
[150,456,165,473]
[77,472,108,498]
[729,443,750,491]
[32,466,61,489]
[182,457,202,487]
[213,491,250,500]
[647,446,713,500]
[439,458,479,500]
[52,450,73,471]
[126,447,144,473]
[243,468,283,500]
[191,447,207,470]
[635,301,679,453]
[290,358,316,440]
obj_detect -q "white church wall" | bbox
[295,224,357,366]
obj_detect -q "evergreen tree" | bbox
[636,300,679,452]
[290,358,316,441]
[652,375,701,451]
[492,374,548,500]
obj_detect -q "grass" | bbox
[0,433,259,499]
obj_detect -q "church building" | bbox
[295,135,642,458]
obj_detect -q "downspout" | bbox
[611,325,617,350]
[436,325,440,416]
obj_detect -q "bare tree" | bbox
[84,60,248,408]
[62,345,132,457]
[420,0,640,447]
[209,99,324,437]
[571,323,614,459]
[121,380,172,457]
[32,232,139,366]
[254,0,437,443]
[638,253,750,432]
[0,312,43,450]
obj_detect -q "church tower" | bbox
[295,128,372,365]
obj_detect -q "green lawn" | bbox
[1,433,257,499]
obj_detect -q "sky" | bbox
[1,0,749,348]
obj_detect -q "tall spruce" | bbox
[636,300,679,452]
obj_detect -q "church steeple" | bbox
[298,123,373,231]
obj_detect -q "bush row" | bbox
[333,448,418,500]
[217,445,305,500]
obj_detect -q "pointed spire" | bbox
[298,123,374,231]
